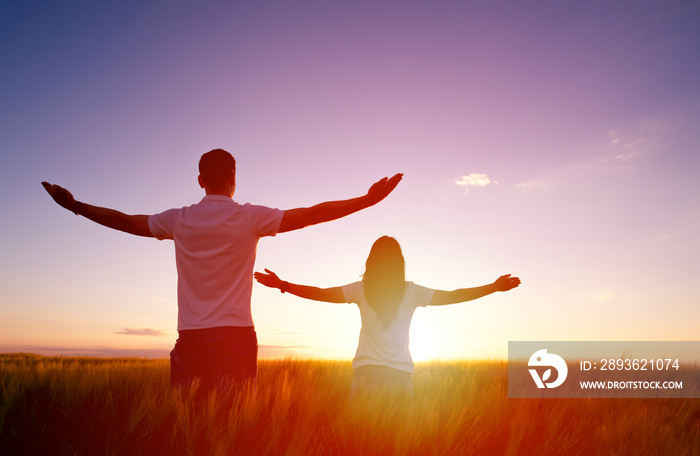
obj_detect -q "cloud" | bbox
[604,116,670,164]
[455,173,494,194]
[614,151,637,161]
[516,180,549,190]
[115,328,168,337]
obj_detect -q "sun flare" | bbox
[410,324,450,362]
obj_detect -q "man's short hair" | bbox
[199,149,236,188]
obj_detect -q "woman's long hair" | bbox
[362,236,406,328]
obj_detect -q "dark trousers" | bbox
[170,326,257,389]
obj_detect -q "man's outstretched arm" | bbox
[42,182,154,238]
[277,173,403,233]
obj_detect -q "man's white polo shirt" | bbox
[148,195,283,330]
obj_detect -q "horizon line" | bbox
[0,345,505,362]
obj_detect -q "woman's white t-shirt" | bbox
[342,281,434,374]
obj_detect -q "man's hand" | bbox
[254,269,283,289]
[493,274,521,292]
[366,173,403,205]
[40,181,154,237]
[277,172,404,233]
[42,182,80,214]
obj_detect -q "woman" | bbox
[254,236,520,397]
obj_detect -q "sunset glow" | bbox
[1,1,699,360]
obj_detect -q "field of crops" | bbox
[1,354,698,455]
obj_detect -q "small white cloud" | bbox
[615,151,637,161]
[455,173,493,194]
[516,180,549,190]
[115,328,168,337]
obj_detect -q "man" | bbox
[42,149,402,388]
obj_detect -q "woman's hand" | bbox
[254,269,283,289]
[493,274,521,292]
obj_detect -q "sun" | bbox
[409,319,451,362]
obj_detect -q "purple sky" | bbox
[1,1,699,359]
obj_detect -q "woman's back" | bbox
[342,281,434,374]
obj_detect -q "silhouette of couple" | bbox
[43,149,519,396]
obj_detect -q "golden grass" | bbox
[1,354,698,455]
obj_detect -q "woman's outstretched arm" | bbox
[254,269,346,303]
[429,274,521,306]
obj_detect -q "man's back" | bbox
[148,195,283,330]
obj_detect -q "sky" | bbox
[1,0,699,361]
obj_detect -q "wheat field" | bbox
[0,354,698,455]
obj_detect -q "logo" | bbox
[528,349,568,388]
